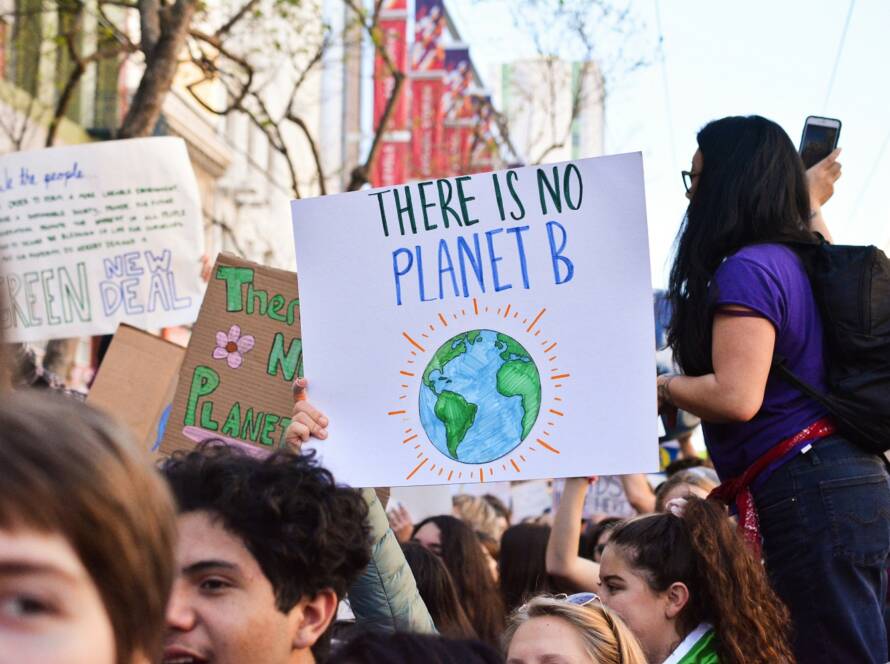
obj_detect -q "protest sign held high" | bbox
[87,324,185,458]
[292,153,658,487]
[0,137,204,342]
[161,253,302,457]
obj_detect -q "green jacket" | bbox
[347,488,437,634]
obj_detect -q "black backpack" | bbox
[776,238,890,454]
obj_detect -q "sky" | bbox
[448,0,890,287]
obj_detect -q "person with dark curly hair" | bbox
[599,496,794,664]
[160,445,373,664]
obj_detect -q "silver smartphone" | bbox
[799,116,841,168]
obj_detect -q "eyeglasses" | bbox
[558,592,601,607]
[681,170,700,193]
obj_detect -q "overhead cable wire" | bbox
[823,0,856,109]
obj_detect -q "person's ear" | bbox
[289,589,339,650]
[664,582,690,619]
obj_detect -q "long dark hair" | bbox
[607,497,793,664]
[498,523,555,612]
[667,115,815,375]
[401,542,477,639]
[413,515,505,646]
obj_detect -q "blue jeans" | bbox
[753,434,890,663]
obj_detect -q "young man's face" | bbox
[164,511,331,664]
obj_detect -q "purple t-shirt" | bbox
[703,244,828,481]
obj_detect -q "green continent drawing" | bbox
[419,329,542,463]
[434,390,479,457]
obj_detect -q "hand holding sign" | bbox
[285,378,329,447]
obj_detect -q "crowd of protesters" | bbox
[1,114,888,664]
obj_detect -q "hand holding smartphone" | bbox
[800,116,841,168]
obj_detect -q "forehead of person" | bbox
[0,528,116,664]
[506,614,591,664]
[165,509,334,664]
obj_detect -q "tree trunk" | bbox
[119,0,197,138]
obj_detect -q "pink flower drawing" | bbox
[213,324,255,369]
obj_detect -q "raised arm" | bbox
[546,477,601,591]
[347,488,437,634]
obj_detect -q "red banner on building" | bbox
[442,47,473,176]
[409,73,444,179]
[373,12,408,133]
[372,137,409,187]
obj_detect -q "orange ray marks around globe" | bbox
[430,463,437,471]
[414,444,421,449]
[473,298,479,315]
[553,397,563,402]
[511,459,522,472]
[485,306,490,312]
[403,434,418,444]
[411,350,416,356]
[401,384,409,389]
[429,324,435,331]
[551,373,571,380]
[547,422,556,427]
[554,384,563,388]
[551,367,559,372]
[403,332,426,353]
[407,360,414,364]
[489,467,494,476]
[548,355,558,362]
[502,464,507,471]
[519,455,527,462]
[421,334,429,339]
[503,303,511,318]
[453,313,458,320]
[536,439,561,454]
[549,409,565,416]
[406,458,428,480]
[439,468,444,476]
[458,472,463,479]
[523,318,528,324]
[462,309,466,316]
[535,330,541,336]
[497,308,502,315]
[541,339,549,346]
[438,313,449,327]
[544,342,557,353]
[388,410,407,416]
[513,312,519,318]
[400,370,415,377]
[404,428,413,433]
[479,468,485,482]
[399,395,407,400]
[527,308,546,333]
[416,451,424,458]
[543,430,551,436]
[528,446,537,452]
[448,470,454,480]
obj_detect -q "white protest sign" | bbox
[292,153,657,487]
[0,137,204,342]
[388,485,454,523]
[552,477,637,518]
[510,480,553,522]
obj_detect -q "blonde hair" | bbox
[503,596,648,664]
[453,493,507,540]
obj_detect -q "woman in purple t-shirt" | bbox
[656,115,890,663]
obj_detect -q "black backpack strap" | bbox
[773,355,835,412]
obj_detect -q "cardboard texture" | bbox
[87,324,185,458]
[160,253,301,457]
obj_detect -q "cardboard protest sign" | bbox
[87,324,185,458]
[160,254,301,457]
[292,154,657,487]
[0,137,204,342]
[552,477,636,519]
